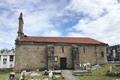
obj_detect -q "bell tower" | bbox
[17,12,24,38]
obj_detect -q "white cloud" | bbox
[42,30,62,37]
[66,0,119,19]
[67,0,120,45]
[0,0,68,49]
[0,0,120,49]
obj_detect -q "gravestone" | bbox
[20,70,26,80]
[8,72,16,80]
[49,71,53,78]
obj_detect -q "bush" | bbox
[0,68,13,73]
[106,71,120,77]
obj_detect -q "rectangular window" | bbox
[3,58,7,64]
[10,55,14,62]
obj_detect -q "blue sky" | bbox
[0,0,120,49]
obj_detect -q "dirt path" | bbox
[62,70,79,80]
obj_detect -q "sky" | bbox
[0,0,120,49]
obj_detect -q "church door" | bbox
[60,58,67,69]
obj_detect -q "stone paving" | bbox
[62,70,79,80]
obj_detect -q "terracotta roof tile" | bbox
[20,36,107,45]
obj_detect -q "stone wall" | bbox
[15,44,47,71]
[96,46,108,64]
[79,45,107,64]
[54,46,72,69]
[15,42,107,70]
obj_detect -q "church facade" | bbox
[15,13,108,71]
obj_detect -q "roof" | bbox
[0,49,15,55]
[18,36,107,45]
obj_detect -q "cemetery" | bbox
[1,64,120,80]
[79,64,120,80]
[0,69,63,80]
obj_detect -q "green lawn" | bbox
[0,73,9,80]
[79,64,120,80]
[0,72,20,80]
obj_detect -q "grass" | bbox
[1,64,120,80]
[0,71,61,80]
[0,73,9,80]
[0,71,20,80]
[79,64,120,80]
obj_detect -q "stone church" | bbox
[15,13,108,71]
